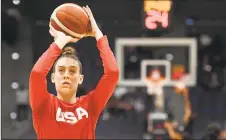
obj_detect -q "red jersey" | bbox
[29,36,119,139]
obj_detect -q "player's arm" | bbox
[90,34,119,115]
[164,122,183,139]
[83,6,119,116]
[183,89,192,124]
[29,24,78,112]
[29,43,61,111]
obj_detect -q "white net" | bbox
[145,78,166,110]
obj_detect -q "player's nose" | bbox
[63,71,70,79]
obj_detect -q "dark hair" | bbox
[202,122,221,139]
[53,46,82,74]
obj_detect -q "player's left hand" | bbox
[82,5,102,38]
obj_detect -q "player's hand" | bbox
[49,24,79,49]
[83,5,103,40]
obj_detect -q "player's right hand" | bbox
[49,23,80,49]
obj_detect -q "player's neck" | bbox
[57,93,77,104]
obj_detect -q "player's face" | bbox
[52,57,83,97]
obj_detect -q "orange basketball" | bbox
[50,3,89,38]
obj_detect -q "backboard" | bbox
[115,38,197,87]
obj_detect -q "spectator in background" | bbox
[219,128,226,139]
[164,113,195,140]
[105,96,133,118]
[15,85,29,121]
[202,122,226,140]
[164,88,194,140]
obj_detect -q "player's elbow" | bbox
[30,66,44,76]
[30,70,39,81]
[29,69,44,86]
[108,66,120,82]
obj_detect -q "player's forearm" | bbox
[183,90,191,111]
[31,43,61,75]
[29,72,50,110]
[90,36,119,115]
[184,98,192,124]
[29,43,61,110]
[97,36,119,76]
[184,100,191,110]
[167,127,182,139]
[96,35,119,86]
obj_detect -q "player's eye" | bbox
[69,69,76,74]
[58,68,65,73]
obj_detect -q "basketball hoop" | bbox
[145,69,166,95]
[145,78,165,96]
[144,69,166,110]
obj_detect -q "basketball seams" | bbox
[54,3,88,18]
[57,11,87,32]
[50,3,89,39]
[51,10,85,38]
[58,9,88,26]
[68,4,88,18]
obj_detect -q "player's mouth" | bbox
[62,81,71,86]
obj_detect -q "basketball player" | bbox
[164,88,194,140]
[29,6,119,139]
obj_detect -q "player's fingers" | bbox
[86,6,96,27]
[49,29,55,37]
[83,6,94,24]
[83,7,95,30]
[82,7,89,17]
[83,6,91,18]
[86,5,94,18]
[49,24,57,34]
[86,5,92,15]
[50,24,61,35]
[49,25,56,37]
[49,23,53,30]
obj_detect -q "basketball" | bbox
[50,3,89,38]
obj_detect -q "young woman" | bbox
[29,6,119,139]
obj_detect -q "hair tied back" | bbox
[62,46,76,56]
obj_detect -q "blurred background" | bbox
[2,0,226,139]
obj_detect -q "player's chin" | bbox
[60,88,73,94]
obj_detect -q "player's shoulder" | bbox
[77,91,93,101]
[49,93,57,103]
[77,94,89,101]
[78,95,86,100]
